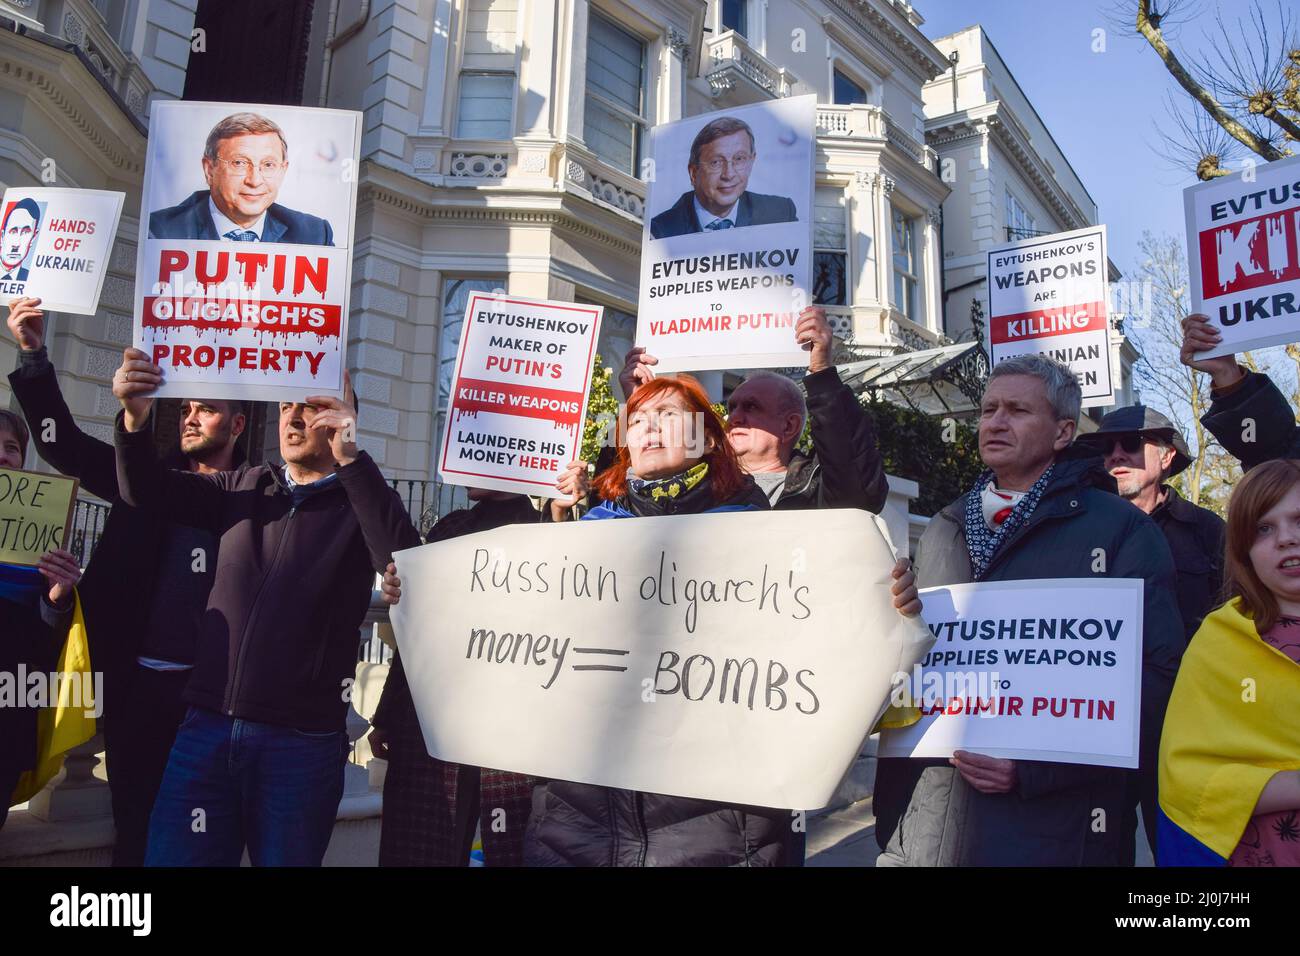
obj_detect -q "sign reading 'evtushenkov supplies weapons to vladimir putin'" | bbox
[636,96,815,373]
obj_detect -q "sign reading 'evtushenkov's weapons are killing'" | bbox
[1184,153,1300,358]
[986,225,1113,407]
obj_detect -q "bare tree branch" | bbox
[1135,0,1286,168]
[1198,1,1300,143]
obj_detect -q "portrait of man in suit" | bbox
[149,112,335,245]
[1,198,41,282]
[649,116,797,240]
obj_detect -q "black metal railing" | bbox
[1005,226,1051,242]
[387,478,470,538]
[67,498,112,567]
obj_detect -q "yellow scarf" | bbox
[1158,598,1300,859]
[10,591,97,807]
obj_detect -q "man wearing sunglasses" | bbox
[1076,405,1223,864]
[1077,406,1224,644]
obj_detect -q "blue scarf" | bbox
[962,465,1054,580]
[0,562,43,610]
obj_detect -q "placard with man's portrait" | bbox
[133,100,362,402]
[636,95,816,373]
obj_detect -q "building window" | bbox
[438,277,506,446]
[457,73,515,138]
[721,0,747,37]
[1005,188,1037,240]
[892,205,919,323]
[813,187,848,307]
[595,304,637,373]
[833,69,868,106]
[457,0,518,139]
[585,12,646,177]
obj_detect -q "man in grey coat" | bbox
[873,354,1184,866]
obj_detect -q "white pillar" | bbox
[418,0,454,134]
[518,0,559,137]
[561,0,590,146]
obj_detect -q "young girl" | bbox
[0,408,82,828]
[1158,458,1300,865]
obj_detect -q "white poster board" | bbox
[390,509,933,810]
[636,95,815,373]
[986,225,1113,407]
[133,100,362,402]
[1184,153,1300,358]
[878,578,1143,768]
[0,187,124,314]
[437,293,603,497]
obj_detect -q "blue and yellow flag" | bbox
[10,590,97,807]
[1158,599,1300,865]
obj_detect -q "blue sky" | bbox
[917,0,1206,276]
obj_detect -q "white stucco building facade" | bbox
[921,24,1137,415]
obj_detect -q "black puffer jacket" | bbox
[523,470,801,866]
[773,368,888,512]
[873,449,1184,866]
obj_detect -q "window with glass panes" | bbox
[438,277,505,448]
[584,12,646,176]
[813,187,848,306]
[721,0,747,36]
[456,0,518,139]
[1005,188,1037,238]
[833,69,868,106]
[594,303,637,372]
[891,205,919,322]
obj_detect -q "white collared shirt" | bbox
[209,196,266,241]
[693,195,738,231]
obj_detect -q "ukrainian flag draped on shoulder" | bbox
[1157,598,1300,865]
[9,590,97,807]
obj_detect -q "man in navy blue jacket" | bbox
[148,112,334,246]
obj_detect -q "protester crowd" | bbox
[1,293,1297,868]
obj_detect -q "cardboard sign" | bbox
[1184,153,1300,357]
[133,100,362,402]
[636,95,815,373]
[986,225,1113,407]
[0,467,78,568]
[877,579,1143,768]
[390,509,933,810]
[0,188,124,314]
[437,293,603,497]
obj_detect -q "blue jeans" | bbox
[145,706,348,867]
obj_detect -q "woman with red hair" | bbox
[585,373,759,518]
[522,373,794,865]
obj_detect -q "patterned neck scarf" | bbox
[627,462,709,502]
[963,464,1055,580]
